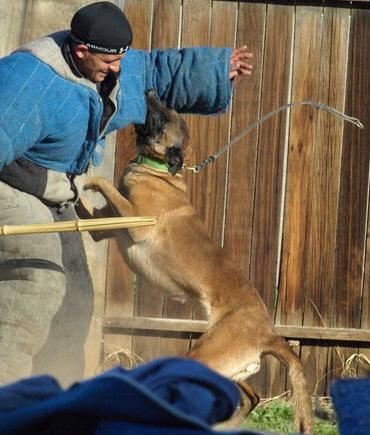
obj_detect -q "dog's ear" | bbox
[149,108,170,137]
[134,123,144,134]
[134,123,146,144]
[145,88,161,101]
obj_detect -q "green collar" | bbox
[133,155,170,172]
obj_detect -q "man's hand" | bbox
[230,45,253,80]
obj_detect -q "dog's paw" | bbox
[83,176,106,192]
[83,183,96,192]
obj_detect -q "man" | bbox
[0,1,252,386]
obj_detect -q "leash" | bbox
[183,100,364,173]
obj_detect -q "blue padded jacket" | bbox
[0,31,233,175]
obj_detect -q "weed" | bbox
[242,399,338,434]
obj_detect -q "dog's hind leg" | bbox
[187,315,262,418]
[213,379,260,430]
[237,380,260,411]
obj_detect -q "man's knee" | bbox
[0,268,66,385]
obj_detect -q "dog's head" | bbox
[135,90,189,175]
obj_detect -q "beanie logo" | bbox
[86,43,119,54]
[118,46,130,54]
[70,34,130,55]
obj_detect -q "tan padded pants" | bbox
[0,181,93,387]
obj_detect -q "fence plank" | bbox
[103,316,370,343]
[181,0,213,324]
[225,1,272,398]
[334,6,370,379]
[104,0,155,359]
[361,193,370,374]
[107,123,138,367]
[301,4,350,397]
[151,0,195,360]
[125,0,162,364]
[224,2,265,273]
[286,3,349,397]
[152,0,181,49]
[337,5,370,326]
[252,3,295,398]
[181,0,232,247]
[278,5,325,395]
[0,0,27,55]
[105,0,156,365]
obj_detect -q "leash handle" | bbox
[185,100,364,173]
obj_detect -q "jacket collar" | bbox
[15,31,96,91]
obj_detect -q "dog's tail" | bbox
[267,336,314,434]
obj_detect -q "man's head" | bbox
[69,1,132,83]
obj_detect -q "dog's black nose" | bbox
[166,145,184,175]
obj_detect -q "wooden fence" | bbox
[1,0,369,398]
[104,0,370,398]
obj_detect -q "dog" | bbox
[79,90,313,433]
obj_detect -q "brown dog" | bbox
[80,90,313,433]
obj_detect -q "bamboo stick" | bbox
[0,216,156,236]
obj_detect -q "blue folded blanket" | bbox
[0,357,264,435]
[332,376,370,435]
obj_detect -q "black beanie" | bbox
[70,1,132,54]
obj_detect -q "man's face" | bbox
[74,46,126,83]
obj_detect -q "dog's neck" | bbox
[127,156,187,193]
[132,154,171,173]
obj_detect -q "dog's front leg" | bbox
[75,195,117,241]
[84,177,136,216]
[84,177,150,242]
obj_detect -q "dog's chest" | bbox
[123,236,191,299]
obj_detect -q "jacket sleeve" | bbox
[146,47,233,115]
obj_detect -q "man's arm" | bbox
[146,47,234,115]
[144,45,253,115]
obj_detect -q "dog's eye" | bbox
[159,113,170,127]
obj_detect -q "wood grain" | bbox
[181,0,214,324]
[151,0,194,359]
[251,2,294,397]
[105,0,155,365]
[334,6,370,380]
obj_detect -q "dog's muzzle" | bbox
[166,145,184,175]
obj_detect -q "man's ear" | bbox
[73,44,89,60]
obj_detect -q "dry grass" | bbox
[97,344,144,373]
[307,299,370,394]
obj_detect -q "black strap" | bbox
[0,259,65,277]
[0,157,47,199]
